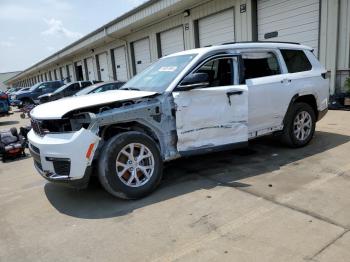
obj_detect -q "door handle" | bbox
[281,79,292,83]
[226,91,243,106]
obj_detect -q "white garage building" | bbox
[6,0,350,94]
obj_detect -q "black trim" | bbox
[251,0,258,41]
[156,32,162,58]
[110,49,117,80]
[130,42,136,76]
[180,141,248,157]
[193,20,200,48]
[83,58,89,80]
[317,108,328,121]
[95,54,101,81]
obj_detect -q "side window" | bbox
[72,83,81,91]
[242,52,281,81]
[81,82,92,88]
[196,57,233,87]
[280,49,312,73]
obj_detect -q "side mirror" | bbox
[177,73,209,91]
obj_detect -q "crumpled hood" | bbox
[30,90,157,120]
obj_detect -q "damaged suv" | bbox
[28,42,329,199]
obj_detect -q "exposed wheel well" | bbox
[293,95,318,119]
[100,122,160,145]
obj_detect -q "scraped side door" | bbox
[172,56,248,153]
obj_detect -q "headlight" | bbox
[11,95,16,100]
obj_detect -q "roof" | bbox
[167,42,313,57]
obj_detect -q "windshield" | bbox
[121,54,196,93]
[74,83,102,96]
[29,83,42,91]
[53,83,70,94]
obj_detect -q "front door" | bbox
[173,56,248,153]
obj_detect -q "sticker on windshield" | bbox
[159,66,177,72]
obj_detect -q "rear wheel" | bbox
[98,131,163,199]
[281,102,316,147]
[22,99,33,107]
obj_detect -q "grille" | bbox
[31,119,43,136]
[53,160,71,177]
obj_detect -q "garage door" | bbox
[113,46,128,81]
[86,57,96,81]
[198,9,235,47]
[160,26,184,56]
[97,53,110,81]
[258,0,320,56]
[133,38,151,74]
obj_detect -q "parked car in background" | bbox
[5,87,21,95]
[74,81,125,96]
[38,81,100,104]
[0,91,10,117]
[12,81,64,107]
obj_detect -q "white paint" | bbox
[86,57,96,81]
[28,128,100,180]
[113,46,128,81]
[258,0,320,56]
[133,38,151,74]
[198,8,235,47]
[160,26,184,56]
[173,85,248,152]
[30,90,157,120]
[97,53,110,81]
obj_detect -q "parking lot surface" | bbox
[1,110,350,262]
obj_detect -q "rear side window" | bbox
[280,49,312,73]
[81,81,92,88]
[242,52,281,81]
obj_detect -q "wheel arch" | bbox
[284,94,318,125]
[100,121,161,151]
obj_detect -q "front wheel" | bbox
[281,102,316,148]
[98,131,163,199]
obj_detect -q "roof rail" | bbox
[221,41,301,45]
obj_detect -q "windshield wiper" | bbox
[120,87,140,91]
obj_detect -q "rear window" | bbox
[280,49,312,73]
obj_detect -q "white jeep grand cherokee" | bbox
[28,42,329,199]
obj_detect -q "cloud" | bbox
[41,18,83,39]
[0,41,14,47]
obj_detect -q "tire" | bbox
[22,99,33,107]
[281,102,316,148]
[98,131,163,199]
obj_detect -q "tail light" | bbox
[0,93,8,99]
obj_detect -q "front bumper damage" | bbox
[28,128,100,189]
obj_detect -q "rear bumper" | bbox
[28,128,100,188]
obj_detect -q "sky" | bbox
[0,0,145,73]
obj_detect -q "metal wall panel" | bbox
[198,8,235,47]
[113,46,129,81]
[97,53,110,81]
[133,38,151,74]
[258,0,320,56]
[160,26,185,56]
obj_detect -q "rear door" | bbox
[173,55,248,153]
[240,50,287,135]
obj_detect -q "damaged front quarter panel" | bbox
[69,95,180,161]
